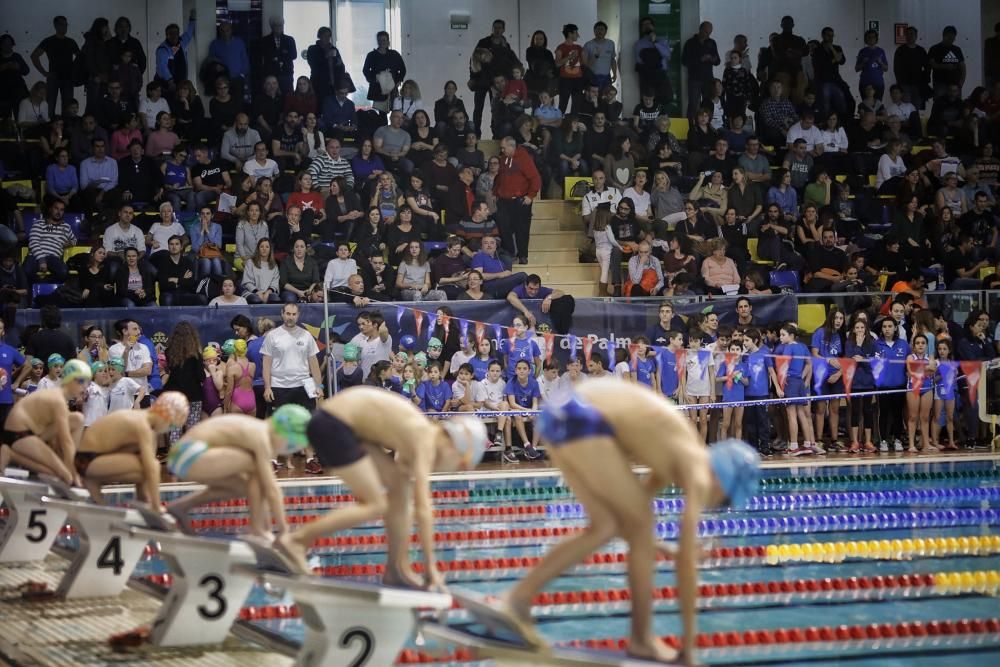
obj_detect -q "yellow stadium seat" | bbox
[564,176,592,200]
[747,237,774,266]
[670,117,689,140]
[2,179,36,209]
[981,266,997,280]
[64,246,91,261]
[797,303,827,334]
[479,139,500,160]
[876,273,889,290]
[867,174,876,187]
[835,174,847,183]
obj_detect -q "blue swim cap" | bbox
[399,334,417,351]
[707,439,761,509]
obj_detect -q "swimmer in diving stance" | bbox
[74,391,191,506]
[165,404,312,538]
[496,378,760,664]
[275,386,488,590]
[0,359,91,485]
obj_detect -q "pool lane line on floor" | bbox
[95,453,1000,496]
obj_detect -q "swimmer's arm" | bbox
[676,486,705,664]
[132,385,146,410]
[52,401,76,474]
[411,452,443,588]
[533,356,542,378]
[137,426,160,509]
[255,442,287,533]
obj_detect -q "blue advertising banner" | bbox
[13,294,797,360]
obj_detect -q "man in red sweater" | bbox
[493,137,542,264]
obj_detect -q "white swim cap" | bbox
[441,417,488,468]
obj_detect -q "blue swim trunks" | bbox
[537,394,615,447]
[166,439,209,479]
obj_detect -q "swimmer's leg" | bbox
[82,452,144,504]
[364,444,423,589]
[11,437,74,484]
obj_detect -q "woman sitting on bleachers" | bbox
[78,247,115,307]
[114,247,155,307]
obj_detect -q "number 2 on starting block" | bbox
[0,479,67,563]
[253,571,452,667]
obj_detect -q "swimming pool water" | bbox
[128,459,1000,665]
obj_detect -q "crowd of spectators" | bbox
[0,12,998,465]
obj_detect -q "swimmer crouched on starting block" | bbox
[274,386,488,590]
[74,391,191,506]
[165,404,312,538]
[495,378,760,664]
[0,359,91,485]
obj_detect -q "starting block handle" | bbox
[41,498,150,599]
[119,527,257,648]
[256,570,451,667]
[0,478,67,563]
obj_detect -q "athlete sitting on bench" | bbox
[75,391,191,506]
[275,386,488,589]
[496,378,760,664]
[0,359,92,485]
[165,404,312,538]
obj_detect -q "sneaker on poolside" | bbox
[492,432,505,447]
[304,458,323,475]
[790,446,812,457]
[894,440,904,452]
[810,442,827,455]
[502,450,520,464]
[523,445,542,460]
[879,441,889,453]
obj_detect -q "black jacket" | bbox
[255,33,297,83]
[156,254,198,295]
[362,48,406,101]
[114,264,156,305]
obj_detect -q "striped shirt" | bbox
[28,221,76,260]
[307,151,354,190]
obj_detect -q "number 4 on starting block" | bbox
[250,569,452,667]
[0,478,67,563]
[39,497,152,599]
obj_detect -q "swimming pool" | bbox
[109,457,1000,665]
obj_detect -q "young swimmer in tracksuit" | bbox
[742,329,773,456]
[631,336,656,388]
[275,387,488,586]
[771,323,818,456]
[718,341,749,439]
[497,378,760,664]
[655,330,683,401]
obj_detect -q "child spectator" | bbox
[845,316,876,453]
[875,317,909,452]
[37,353,64,391]
[537,359,561,401]
[742,328,773,456]
[681,328,714,440]
[389,352,407,386]
[81,360,111,427]
[772,323,818,456]
[108,356,144,411]
[718,341,749,439]
[469,337,494,381]
[933,339,958,451]
[612,347,631,379]
[416,361,452,413]
[655,330,684,401]
[425,337,445,372]
[905,335,936,453]
[505,359,541,461]
[111,49,143,105]
[501,315,542,379]
[631,336,656,388]
[335,342,364,391]
[632,89,665,138]
[17,359,45,395]
[451,363,483,412]
[503,65,529,104]
[455,132,485,175]
[448,336,475,379]
[400,362,418,401]
[481,359,509,449]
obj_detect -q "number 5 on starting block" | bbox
[252,570,451,667]
[116,526,258,647]
[0,478,67,563]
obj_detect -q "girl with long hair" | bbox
[845,315,876,453]
[811,307,845,448]
[905,335,937,453]
[933,338,958,451]
[163,321,204,443]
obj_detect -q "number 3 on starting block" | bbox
[0,479,67,563]
[253,571,452,667]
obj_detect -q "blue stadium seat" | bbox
[423,242,447,252]
[31,283,62,307]
[769,269,800,292]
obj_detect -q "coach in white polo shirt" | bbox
[348,310,392,377]
[261,302,324,412]
[108,317,153,406]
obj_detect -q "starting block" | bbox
[250,569,452,666]
[40,497,153,598]
[116,526,259,647]
[422,623,668,666]
[0,478,68,563]
[423,590,669,666]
